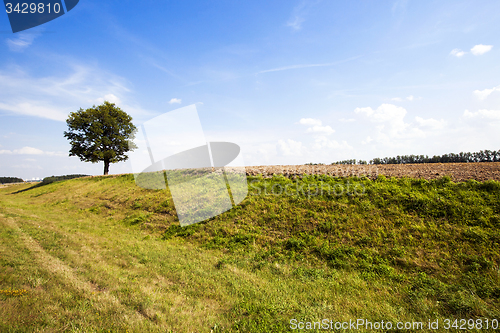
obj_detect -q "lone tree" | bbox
[64,101,137,175]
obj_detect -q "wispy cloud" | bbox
[298,118,321,126]
[391,0,409,15]
[150,62,186,82]
[391,95,417,102]
[450,48,466,57]
[6,32,41,52]
[307,125,335,135]
[285,0,324,32]
[298,118,334,135]
[0,102,68,121]
[286,1,308,31]
[287,16,305,31]
[339,118,355,123]
[257,55,362,74]
[0,146,65,156]
[470,44,493,56]
[312,136,351,150]
[0,61,151,122]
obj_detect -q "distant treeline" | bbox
[329,150,500,165]
[42,174,90,184]
[0,177,24,184]
[332,159,368,165]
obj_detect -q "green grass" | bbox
[0,173,499,332]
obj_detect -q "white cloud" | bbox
[277,139,304,156]
[306,125,335,135]
[473,85,500,100]
[406,95,414,101]
[298,118,322,126]
[450,48,466,57]
[354,104,410,140]
[470,44,493,56]
[355,103,406,123]
[391,97,403,102]
[415,116,446,130]
[168,98,182,104]
[463,109,500,121]
[0,146,66,156]
[94,94,122,105]
[6,32,40,52]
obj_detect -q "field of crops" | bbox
[244,162,500,182]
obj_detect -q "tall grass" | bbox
[0,173,498,332]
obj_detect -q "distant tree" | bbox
[0,177,24,184]
[64,101,137,175]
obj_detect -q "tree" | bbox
[64,101,137,175]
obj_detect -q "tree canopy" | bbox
[64,101,137,175]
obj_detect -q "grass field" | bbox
[0,173,499,332]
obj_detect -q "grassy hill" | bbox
[0,173,499,332]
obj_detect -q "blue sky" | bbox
[1,0,499,179]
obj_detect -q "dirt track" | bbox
[243,162,500,182]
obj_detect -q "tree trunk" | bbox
[104,159,110,175]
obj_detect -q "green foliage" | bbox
[64,101,137,175]
[0,177,23,184]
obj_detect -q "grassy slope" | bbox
[0,174,499,332]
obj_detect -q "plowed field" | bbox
[243,162,500,182]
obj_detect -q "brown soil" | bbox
[243,162,500,182]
